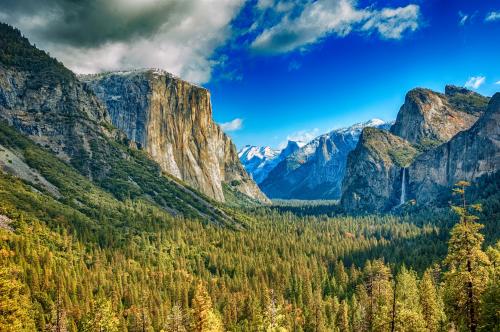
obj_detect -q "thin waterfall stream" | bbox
[400,167,406,205]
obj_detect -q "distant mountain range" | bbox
[240,85,499,210]
[239,119,391,199]
[238,140,303,184]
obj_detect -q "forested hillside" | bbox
[1,131,498,331]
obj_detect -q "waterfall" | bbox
[400,167,406,205]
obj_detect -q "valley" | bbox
[0,20,498,332]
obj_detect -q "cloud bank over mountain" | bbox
[0,0,421,83]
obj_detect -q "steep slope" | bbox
[81,70,268,203]
[260,119,390,199]
[238,140,301,184]
[341,128,419,212]
[408,92,500,204]
[0,23,251,223]
[390,86,488,148]
[341,86,496,213]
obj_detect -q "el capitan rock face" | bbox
[81,70,268,203]
[341,86,497,213]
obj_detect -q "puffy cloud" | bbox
[464,76,486,89]
[220,118,243,132]
[251,0,420,54]
[485,11,500,22]
[0,0,245,83]
[361,5,420,39]
[495,81,500,85]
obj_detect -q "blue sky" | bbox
[206,0,500,148]
[2,0,499,149]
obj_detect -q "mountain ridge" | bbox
[256,118,391,199]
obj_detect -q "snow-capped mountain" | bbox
[238,141,301,184]
[260,119,392,199]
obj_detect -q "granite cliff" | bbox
[81,70,268,203]
[0,23,265,223]
[391,86,488,147]
[341,86,496,212]
[408,92,499,204]
[340,127,418,211]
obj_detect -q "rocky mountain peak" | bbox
[258,119,391,199]
[390,87,485,147]
[342,86,496,213]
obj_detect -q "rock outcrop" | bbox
[390,86,488,147]
[408,93,500,204]
[341,128,418,211]
[0,23,267,223]
[0,60,114,164]
[81,70,268,203]
[341,86,497,213]
[260,119,390,199]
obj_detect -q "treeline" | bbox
[1,175,498,331]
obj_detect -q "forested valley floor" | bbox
[0,122,499,331]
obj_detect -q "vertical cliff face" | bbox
[81,70,268,203]
[0,65,114,165]
[341,86,496,213]
[341,127,419,212]
[390,87,487,147]
[408,93,500,204]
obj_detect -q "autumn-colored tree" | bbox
[192,282,224,332]
[81,296,119,332]
[0,262,36,332]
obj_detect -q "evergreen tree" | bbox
[0,263,36,331]
[478,242,500,332]
[336,299,349,332]
[443,181,490,332]
[81,296,119,332]
[192,282,224,332]
[419,269,445,332]
[392,266,426,332]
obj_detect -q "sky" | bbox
[1,0,499,149]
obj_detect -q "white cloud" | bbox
[1,0,245,84]
[279,128,320,148]
[361,5,420,39]
[485,11,500,22]
[251,0,420,54]
[495,81,500,85]
[220,118,243,132]
[464,76,486,89]
[458,12,469,25]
